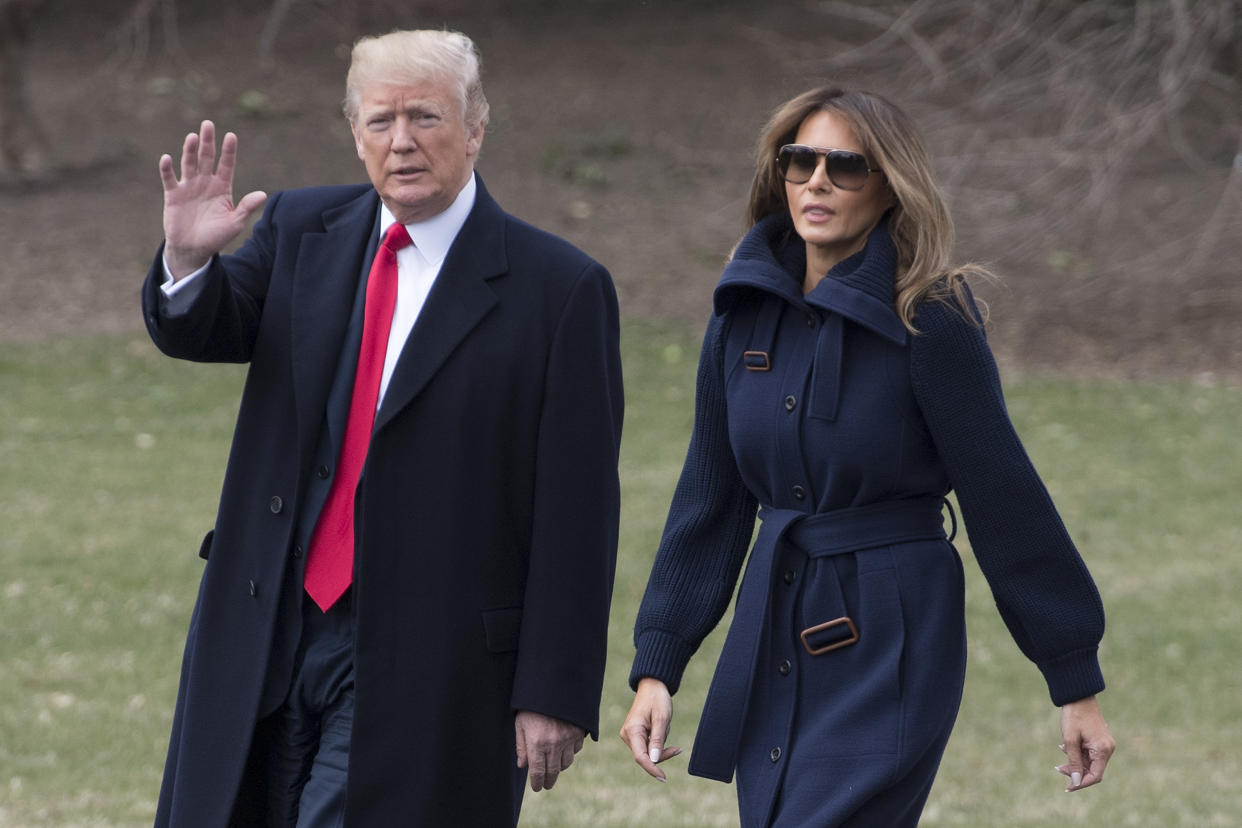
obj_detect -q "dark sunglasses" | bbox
[776,144,881,190]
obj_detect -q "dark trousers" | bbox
[260,591,356,827]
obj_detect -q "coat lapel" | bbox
[372,181,507,435]
[290,188,379,460]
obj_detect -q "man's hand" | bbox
[514,710,585,792]
[158,120,267,279]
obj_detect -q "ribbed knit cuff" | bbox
[1037,646,1106,706]
[629,629,701,694]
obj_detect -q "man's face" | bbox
[350,78,484,224]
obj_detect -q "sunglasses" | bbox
[776,144,881,190]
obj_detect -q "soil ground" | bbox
[2,2,1239,379]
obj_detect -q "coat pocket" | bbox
[197,529,215,561]
[481,607,523,653]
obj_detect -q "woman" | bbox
[620,87,1115,826]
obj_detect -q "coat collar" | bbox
[371,175,506,434]
[713,211,908,346]
[292,185,381,461]
[290,176,509,452]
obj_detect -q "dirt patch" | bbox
[2,2,1239,379]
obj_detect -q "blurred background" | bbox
[2,0,1239,374]
[2,1,1240,825]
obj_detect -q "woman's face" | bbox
[784,110,893,270]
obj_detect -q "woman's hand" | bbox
[1056,695,1116,791]
[619,677,683,781]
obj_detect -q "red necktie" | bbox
[304,222,412,611]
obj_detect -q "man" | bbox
[142,29,623,826]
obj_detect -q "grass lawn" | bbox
[2,320,1240,826]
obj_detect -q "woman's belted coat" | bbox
[630,215,1104,826]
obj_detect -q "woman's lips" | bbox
[802,203,835,221]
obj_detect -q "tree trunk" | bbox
[0,0,48,179]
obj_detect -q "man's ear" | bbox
[466,121,486,158]
[349,120,366,162]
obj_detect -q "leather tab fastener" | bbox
[743,350,771,371]
[800,616,859,655]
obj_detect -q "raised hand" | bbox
[158,120,267,279]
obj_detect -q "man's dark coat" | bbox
[141,178,623,826]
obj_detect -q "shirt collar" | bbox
[377,172,477,268]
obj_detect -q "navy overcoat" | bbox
[141,178,623,826]
[630,216,1104,826]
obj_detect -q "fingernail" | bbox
[656,775,666,783]
[1071,772,1082,788]
[649,748,660,763]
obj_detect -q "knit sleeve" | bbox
[629,315,759,694]
[909,295,1106,706]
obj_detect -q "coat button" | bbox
[770,747,782,763]
[783,569,796,585]
[316,465,331,480]
[778,659,792,676]
[784,395,797,411]
[792,485,806,501]
[805,314,816,327]
[248,580,257,597]
[291,544,303,560]
[269,496,283,514]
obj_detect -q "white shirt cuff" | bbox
[161,256,210,298]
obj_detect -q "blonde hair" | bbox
[747,87,988,331]
[344,30,490,130]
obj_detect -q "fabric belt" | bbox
[687,495,951,782]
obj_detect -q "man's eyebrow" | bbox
[403,101,443,116]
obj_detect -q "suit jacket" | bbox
[141,178,624,826]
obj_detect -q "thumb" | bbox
[236,190,268,218]
[648,709,669,764]
[1063,737,1084,790]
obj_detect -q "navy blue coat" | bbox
[631,215,1104,826]
[142,178,623,826]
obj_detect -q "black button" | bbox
[805,314,815,327]
[269,496,283,514]
[316,465,331,480]
[778,659,792,676]
[248,579,257,597]
[770,747,781,763]
[292,544,303,560]
[783,569,796,585]
[784,395,797,411]
[792,485,806,501]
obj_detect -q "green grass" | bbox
[2,323,1241,826]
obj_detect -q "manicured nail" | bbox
[1071,772,1082,788]
[656,775,666,783]
[650,748,660,763]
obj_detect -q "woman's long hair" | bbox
[747,87,989,330]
